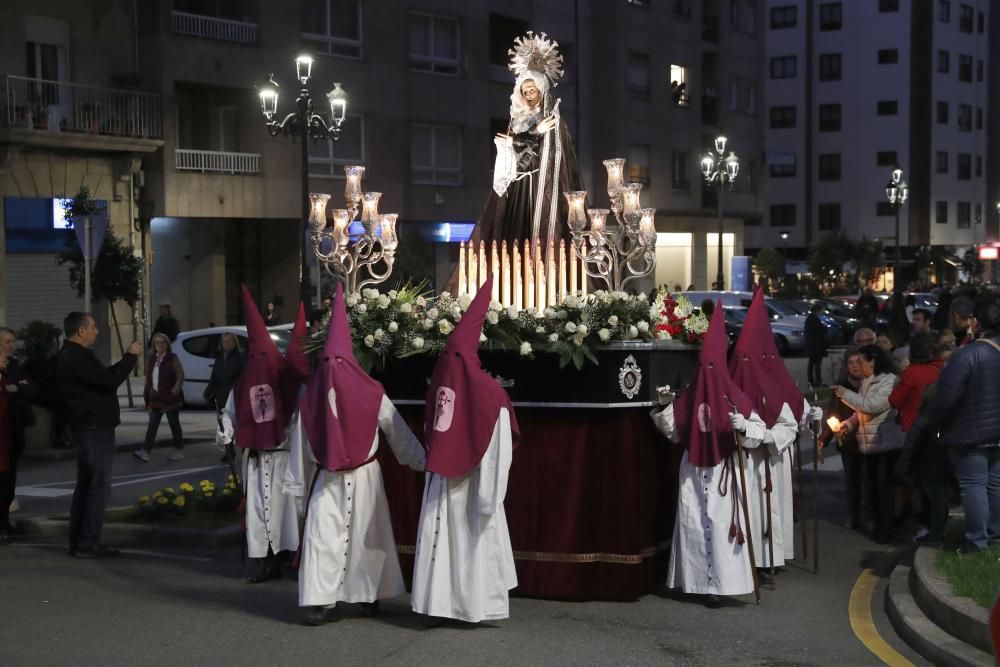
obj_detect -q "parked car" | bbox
[174,324,293,406]
[776,299,843,345]
[906,292,939,314]
[684,292,806,355]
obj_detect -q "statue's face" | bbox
[520,79,540,108]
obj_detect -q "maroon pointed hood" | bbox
[286,302,311,382]
[233,285,298,450]
[674,302,753,468]
[299,283,384,471]
[424,275,520,478]
[728,289,786,427]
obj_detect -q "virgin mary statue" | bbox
[469,32,584,247]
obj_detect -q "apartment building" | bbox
[756,0,990,281]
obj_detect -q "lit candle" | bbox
[588,208,609,242]
[603,158,625,199]
[524,240,534,310]
[343,165,365,211]
[361,191,381,236]
[536,242,546,310]
[580,240,588,297]
[331,209,351,248]
[563,191,588,235]
[491,241,500,302]
[569,239,578,295]
[457,241,467,296]
[468,240,478,297]
[639,208,657,245]
[622,183,642,218]
[380,213,399,250]
[309,193,331,232]
[547,240,557,308]
[558,239,567,302]
[479,241,488,291]
[513,242,522,311]
[501,240,510,307]
[826,416,841,432]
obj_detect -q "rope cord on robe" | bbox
[291,466,322,569]
[718,455,745,546]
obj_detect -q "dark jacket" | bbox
[1,359,36,460]
[204,349,245,408]
[895,383,953,483]
[56,341,137,432]
[928,336,1000,447]
[804,313,827,358]
[144,352,184,411]
[152,315,180,342]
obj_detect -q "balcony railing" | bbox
[0,75,162,139]
[175,149,261,174]
[172,10,257,44]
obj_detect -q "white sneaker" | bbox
[9,498,19,513]
[166,449,184,461]
[133,449,151,462]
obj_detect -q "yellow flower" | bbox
[179,483,194,492]
[204,491,214,498]
[152,491,163,499]
[222,489,233,496]
[173,496,186,507]
[227,474,236,482]
[156,497,169,505]
[137,495,150,503]
[164,487,175,495]
[199,480,211,486]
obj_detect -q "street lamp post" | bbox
[884,167,909,293]
[258,55,347,315]
[701,135,740,290]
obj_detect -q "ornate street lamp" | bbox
[259,55,348,313]
[701,135,739,290]
[885,166,909,292]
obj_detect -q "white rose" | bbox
[362,288,379,300]
[577,324,589,336]
[438,319,454,335]
[548,333,559,343]
[637,292,648,302]
[563,295,579,309]
[363,335,375,347]
[440,291,452,299]
[388,290,398,300]
[520,341,532,356]
[637,320,649,333]
[422,318,434,330]
[556,310,568,320]
[628,325,639,338]
[427,307,440,320]
[415,296,427,307]
[573,333,585,347]
[486,311,499,325]
[400,302,413,314]
[374,328,384,340]
[458,294,473,310]
[534,326,545,334]
[479,332,488,343]
[388,321,399,333]
[345,293,360,306]
[564,321,578,333]
[377,294,390,309]
[608,315,619,326]
[489,300,503,312]
[544,307,556,319]
[451,306,461,318]
[598,328,611,342]
[506,306,520,320]
[356,303,367,314]
[411,336,424,349]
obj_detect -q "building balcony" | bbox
[175,149,261,174]
[0,75,162,153]
[171,10,258,44]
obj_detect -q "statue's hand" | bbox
[494,133,513,149]
[535,115,558,134]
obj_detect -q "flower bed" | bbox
[132,476,240,522]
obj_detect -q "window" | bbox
[819,53,842,81]
[218,106,238,152]
[937,50,950,73]
[938,0,950,22]
[309,115,364,176]
[819,103,841,131]
[728,76,740,111]
[879,0,899,12]
[302,0,362,58]
[936,201,948,224]
[876,151,897,166]
[818,153,841,181]
[959,4,973,32]
[770,56,796,79]
[670,64,690,106]
[770,5,796,29]
[769,153,796,178]
[672,151,690,190]
[628,144,650,184]
[818,203,841,231]
[935,151,948,174]
[819,3,842,30]
[877,100,898,115]
[878,49,898,64]
[957,153,971,180]
[976,155,982,177]
[488,14,529,67]
[958,54,973,82]
[876,202,895,216]
[628,52,650,99]
[957,202,971,228]
[409,13,460,75]
[769,105,796,129]
[958,104,972,132]
[410,124,461,185]
[769,204,796,227]
[937,101,949,124]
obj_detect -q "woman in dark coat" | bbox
[203,332,245,409]
[805,303,828,386]
[135,333,185,462]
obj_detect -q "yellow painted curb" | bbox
[849,568,915,666]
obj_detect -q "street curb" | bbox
[886,565,994,667]
[19,515,242,551]
[912,547,993,655]
[22,436,216,463]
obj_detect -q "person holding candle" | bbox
[817,348,866,530]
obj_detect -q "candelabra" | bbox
[309,166,399,294]
[563,158,657,292]
[258,55,348,310]
[701,135,740,291]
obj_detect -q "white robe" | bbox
[652,405,765,596]
[221,392,300,559]
[283,395,426,608]
[410,408,517,622]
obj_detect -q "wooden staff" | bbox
[728,397,760,605]
[795,432,806,560]
[811,418,821,575]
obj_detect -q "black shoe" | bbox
[423,615,446,628]
[705,594,721,608]
[913,533,942,547]
[74,544,120,558]
[247,560,281,583]
[305,605,340,626]
[955,545,983,556]
[362,600,380,617]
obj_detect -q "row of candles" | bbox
[456,238,590,310]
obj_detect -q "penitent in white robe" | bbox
[410,408,517,623]
[221,391,300,559]
[652,405,766,596]
[283,395,426,608]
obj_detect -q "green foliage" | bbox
[390,227,437,290]
[13,320,62,364]
[936,542,1000,609]
[753,247,786,281]
[60,186,105,223]
[854,236,884,284]
[961,246,985,281]
[57,227,144,306]
[809,232,851,281]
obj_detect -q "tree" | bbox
[754,247,785,284]
[809,232,851,283]
[961,246,985,282]
[854,236,884,285]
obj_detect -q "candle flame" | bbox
[826,416,841,432]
